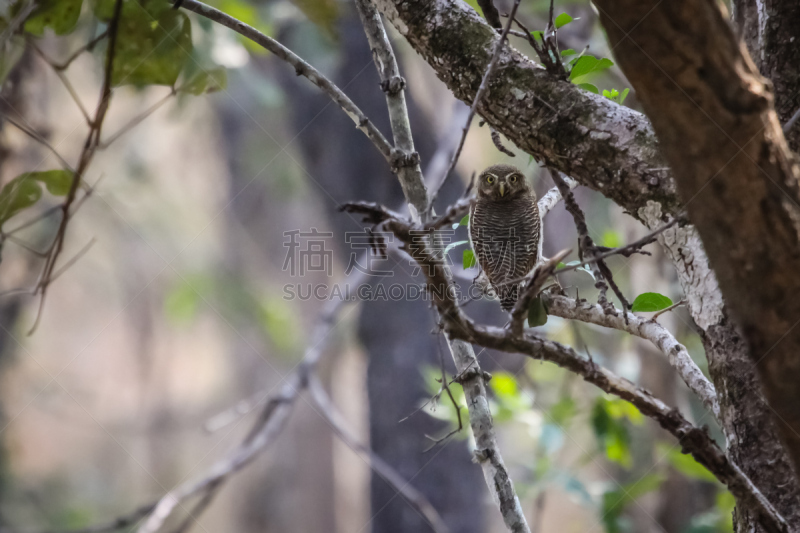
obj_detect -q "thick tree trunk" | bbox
[592,0,800,528]
[733,0,800,152]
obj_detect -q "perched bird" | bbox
[469,164,541,312]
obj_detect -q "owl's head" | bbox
[477,164,531,201]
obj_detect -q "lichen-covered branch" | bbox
[541,292,719,418]
[373,0,676,217]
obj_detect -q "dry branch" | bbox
[176,0,394,164]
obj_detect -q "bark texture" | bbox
[593,0,800,522]
[733,0,800,151]
[374,0,674,217]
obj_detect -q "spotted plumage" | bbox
[469,164,541,312]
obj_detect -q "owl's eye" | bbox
[509,175,518,183]
[486,176,495,184]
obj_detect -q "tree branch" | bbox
[307,376,450,533]
[541,292,719,418]
[175,0,394,165]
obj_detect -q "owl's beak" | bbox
[499,183,506,197]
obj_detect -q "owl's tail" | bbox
[499,284,519,312]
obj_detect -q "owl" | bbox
[469,164,541,312]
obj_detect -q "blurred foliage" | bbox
[591,396,643,468]
[164,273,301,354]
[0,170,73,227]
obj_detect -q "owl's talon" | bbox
[380,76,406,96]
[390,149,420,170]
[472,448,493,463]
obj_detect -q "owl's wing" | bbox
[468,202,495,278]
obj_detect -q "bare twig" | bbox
[510,1,568,79]
[509,249,570,336]
[537,175,577,217]
[553,216,681,275]
[490,128,515,156]
[308,376,450,533]
[421,333,465,451]
[28,0,125,334]
[54,29,110,71]
[783,106,800,134]
[0,1,36,47]
[550,171,630,315]
[29,41,92,124]
[476,0,502,29]
[427,0,522,214]
[99,88,177,148]
[651,298,686,320]
[175,0,394,165]
[2,115,75,172]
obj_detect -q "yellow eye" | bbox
[486,176,495,184]
[509,175,518,183]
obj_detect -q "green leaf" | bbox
[601,230,622,249]
[577,83,598,94]
[527,295,548,327]
[180,67,227,95]
[463,249,476,269]
[24,0,83,36]
[619,88,630,104]
[569,55,614,82]
[560,48,576,57]
[530,30,543,42]
[164,279,203,323]
[490,371,531,422]
[459,214,469,226]
[554,12,573,29]
[0,170,74,226]
[111,0,193,87]
[631,292,673,312]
